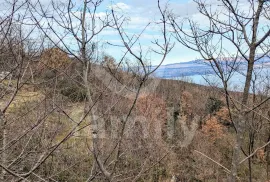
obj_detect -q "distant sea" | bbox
[152,58,270,93]
[175,67,270,93]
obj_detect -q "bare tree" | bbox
[169,0,270,181]
[0,1,57,180]
[27,0,173,180]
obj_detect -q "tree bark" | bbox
[0,111,7,181]
[229,1,264,179]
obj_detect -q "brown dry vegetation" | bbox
[2,55,268,181]
[1,0,270,181]
[1,49,269,181]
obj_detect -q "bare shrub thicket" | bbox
[1,0,270,181]
[169,0,270,181]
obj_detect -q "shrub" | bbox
[202,116,225,141]
[205,97,224,114]
[58,79,87,102]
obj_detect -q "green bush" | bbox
[41,70,56,80]
[58,79,87,102]
[205,97,224,114]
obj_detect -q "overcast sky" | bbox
[1,0,268,65]
[102,0,268,65]
[100,0,203,64]
[0,0,241,65]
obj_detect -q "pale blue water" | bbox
[176,68,270,93]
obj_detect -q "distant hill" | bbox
[153,56,270,79]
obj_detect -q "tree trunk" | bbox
[230,123,242,182]
[229,36,257,181]
[0,112,7,180]
[266,135,270,179]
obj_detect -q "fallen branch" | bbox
[194,150,230,174]
[239,140,270,164]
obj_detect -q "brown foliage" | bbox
[215,107,230,122]
[256,149,266,163]
[136,94,167,124]
[39,47,71,71]
[181,91,193,116]
[202,116,225,141]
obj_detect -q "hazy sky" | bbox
[101,0,268,65]
[1,0,267,65]
[100,0,203,65]
[0,0,236,65]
